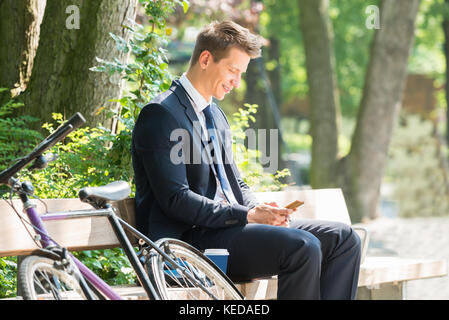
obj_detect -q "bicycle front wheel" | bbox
[147,238,243,300]
[18,255,87,300]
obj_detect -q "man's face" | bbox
[201,47,251,101]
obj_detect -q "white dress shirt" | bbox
[178,73,228,203]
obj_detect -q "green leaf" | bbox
[182,0,189,13]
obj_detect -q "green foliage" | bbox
[260,0,447,118]
[0,256,17,298]
[0,92,37,298]
[92,0,289,193]
[7,113,132,200]
[281,118,312,153]
[89,0,185,186]
[0,112,136,298]
[91,0,184,112]
[0,89,43,172]
[408,0,446,77]
[330,0,378,117]
[231,103,290,192]
[72,249,136,286]
[0,0,297,297]
[386,113,449,217]
[1,0,188,298]
[260,0,377,117]
[259,0,308,103]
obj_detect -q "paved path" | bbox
[355,216,449,299]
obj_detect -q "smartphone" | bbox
[285,200,304,210]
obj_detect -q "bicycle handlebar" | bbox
[0,112,86,186]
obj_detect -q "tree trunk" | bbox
[245,59,270,130]
[245,52,289,178]
[266,37,290,180]
[267,37,282,118]
[340,0,421,222]
[443,0,449,146]
[20,0,137,129]
[0,0,46,100]
[298,0,341,188]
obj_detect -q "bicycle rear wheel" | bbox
[18,255,88,300]
[147,238,243,300]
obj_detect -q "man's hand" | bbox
[247,202,294,227]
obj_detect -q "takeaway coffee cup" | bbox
[204,249,229,274]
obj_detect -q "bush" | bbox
[0,89,43,173]
[0,0,190,298]
[0,256,17,298]
[231,103,290,191]
[0,0,293,297]
[0,94,43,299]
[386,113,449,217]
[0,111,137,297]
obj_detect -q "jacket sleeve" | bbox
[133,103,249,229]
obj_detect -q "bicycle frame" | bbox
[21,194,220,300]
[2,113,222,300]
[22,195,159,300]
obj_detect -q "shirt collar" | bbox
[179,73,212,113]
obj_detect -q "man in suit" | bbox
[131,20,361,299]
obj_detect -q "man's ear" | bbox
[198,50,212,69]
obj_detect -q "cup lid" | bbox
[204,248,229,255]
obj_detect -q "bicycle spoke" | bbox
[160,255,220,300]
[163,264,202,300]
[145,239,243,300]
[33,274,47,294]
[35,270,61,299]
[21,257,87,300]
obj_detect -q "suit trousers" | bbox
[183,219,361,300]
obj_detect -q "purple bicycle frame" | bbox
[25,204,123,300]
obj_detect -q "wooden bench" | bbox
[1,188,447,300]
[237,189,448,300]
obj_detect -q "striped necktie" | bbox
[202,105,237,205]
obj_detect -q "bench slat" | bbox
[254,188,351,225]
[235,257,448,299]
[0,198,136,257]
[1,189,448,300]
[1,189,351,257]
[358,256,448,287]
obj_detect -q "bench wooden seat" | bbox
[0,198,135,256]
[234,256,448,300]
[1,188,447,300]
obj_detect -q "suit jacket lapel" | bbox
[170,80,216,167]
[169,80,242,204]
[210,103,234,166]
[170,81,205,145]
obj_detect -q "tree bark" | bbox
[20,0,137,129]
[340,0,421,222]
[245,51,289,177]
[443,0,449,145]
[267,37,282,119]
[0,0,46,99]
[298,0,341,188]
[245,59,270,130]
[266,37,289,178]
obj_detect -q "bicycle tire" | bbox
[147,238,244,300]
[18,255,88,300]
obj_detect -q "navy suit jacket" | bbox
[131,80,259,241]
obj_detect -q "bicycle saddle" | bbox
[79,181,131,207]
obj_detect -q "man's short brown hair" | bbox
[190,20,263,66]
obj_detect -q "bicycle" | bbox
[0,112,243,300]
